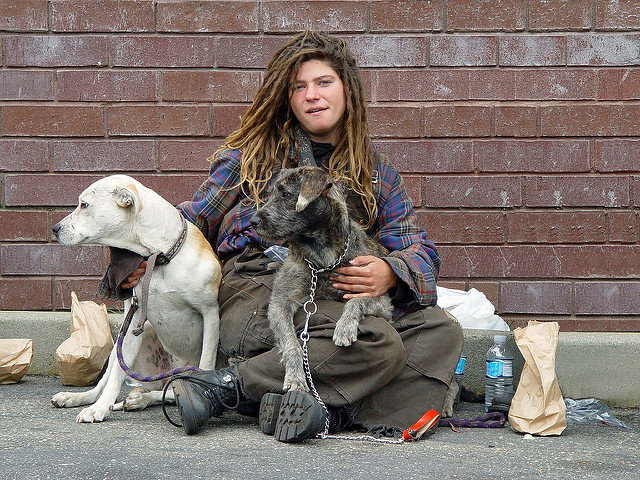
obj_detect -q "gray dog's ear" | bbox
[113,184,141,212]
[296,169,333,212]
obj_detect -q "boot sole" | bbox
[172,380,199,436]
[259,392,283,435]
[273,390,326,443]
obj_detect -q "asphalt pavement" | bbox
[1,375,638,480]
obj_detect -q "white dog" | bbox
[51,175,221,423]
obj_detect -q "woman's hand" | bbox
[330,256,397,299]
[121,261,147,289]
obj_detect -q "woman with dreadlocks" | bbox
[124,31,463,442]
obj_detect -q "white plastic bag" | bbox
[436,286,509,331]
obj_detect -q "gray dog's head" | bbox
[250,166,347,242]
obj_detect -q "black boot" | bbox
[164,366,242,435]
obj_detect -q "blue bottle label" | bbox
[486,360,503,379]
[455,356,466,375]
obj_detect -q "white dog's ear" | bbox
[113,184,141,212]
[296,169,333,212]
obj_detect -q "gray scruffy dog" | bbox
[250,166,393,393]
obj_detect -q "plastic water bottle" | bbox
[484,334,514,412]
[454,350,466,380]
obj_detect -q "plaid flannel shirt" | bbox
[178,148,440,312]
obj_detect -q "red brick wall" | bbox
[1,1,639,331]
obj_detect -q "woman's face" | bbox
[289,59,347,145]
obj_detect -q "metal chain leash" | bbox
[300,235,405,445]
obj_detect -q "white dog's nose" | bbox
[52,223,61,235]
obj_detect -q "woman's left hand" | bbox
[331,255,398,299]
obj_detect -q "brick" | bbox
[424,106,492,137]
[374,140,473,173]
[262,1,366,33]
[0,210,49,241]
[468,70,515,100]
[568,34,640,66]
[430,35,497,66]
[525,176,629,208]
[346,36,427,68]
[107,106,209,137]
[0,0,48,31]
[438,245,640,279]
[212,105,250,137]
[0,140,48,172]
[5,35,108,67]
[216,36,288,69]
[126,174,207,205]
[52,278,123,311]
[596,0,640,30]
[370,0,442,32]
[161,71,261,102]
[514,69,596,100]
[500,35,565,66]
[447,0,526,31]
[4,174,102,206]
[57,70,157,102]
[51,0,155,32]
[608,211,639,243]
[112,36,214,68]
[416,211,506,244]
[501,281,572,315]
[1,244,106,276]
[0,70,53,100]
[475,140,590,173]
[634,178,640,208]
[494,106,538,137]
[421,176,521,208]
[377,70,468,101]
[402,176,422,207]
[157,0,258,32]
[368,106,422,138]
[597,68,640,100]
[507,211,607,243]
[0,278,52,310]
[158,140,221,171]
[541,105,640,137]
[51,140,155,172]
[529,0,592,31]
[594,139,640,172]
[2,106,104,137]
[575,282,640,315]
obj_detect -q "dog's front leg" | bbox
[75,319,144,423]
[333,298,366,347]
[268,297,308,393]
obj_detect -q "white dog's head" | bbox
[53,175,144,248]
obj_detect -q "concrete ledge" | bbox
[2,311,639,407]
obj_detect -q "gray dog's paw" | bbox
[332,323,358,347]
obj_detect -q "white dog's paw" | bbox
[51,392,86,408]
[76,406,110,423]
[123,387,152,411]
[332,323,358,347]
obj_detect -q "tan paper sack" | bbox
[0,338,33,384]
[56,292,114,386]
[509,320,566,436]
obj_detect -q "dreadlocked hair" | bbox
[212,31,377,226]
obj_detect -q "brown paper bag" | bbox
[509,321,566,436]
[56,292,114,386]
[0,338,33,384]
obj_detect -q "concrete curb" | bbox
[2,311,639,407]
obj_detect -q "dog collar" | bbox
[155,215,188,265]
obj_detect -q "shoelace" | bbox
[161,373,241,428]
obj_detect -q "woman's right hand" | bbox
[121,261,147,289]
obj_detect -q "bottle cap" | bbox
[494,334,507,343]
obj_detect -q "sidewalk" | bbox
[1,376,638,480]
[2,310,640,406]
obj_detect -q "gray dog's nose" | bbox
[249,213,261,227]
